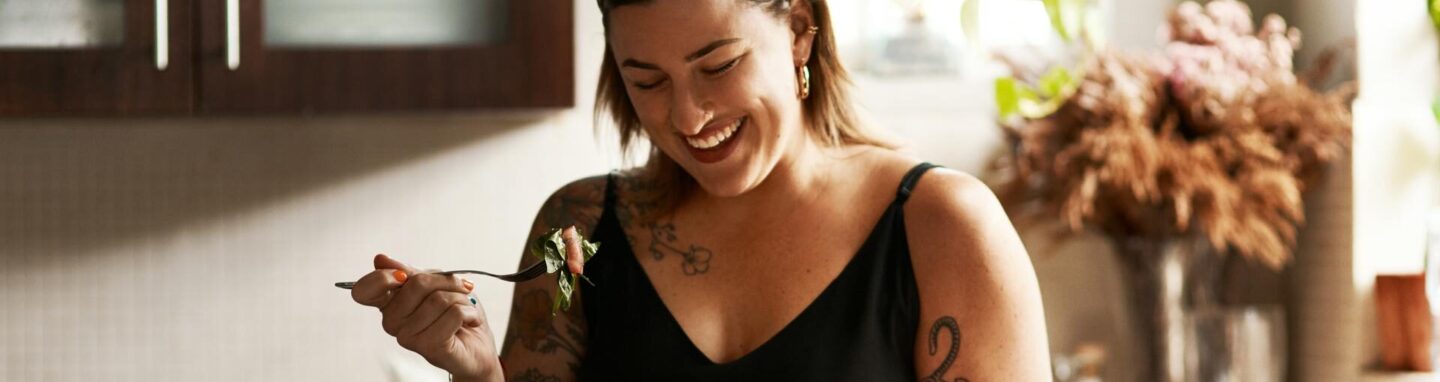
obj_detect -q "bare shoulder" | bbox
[903,167,1018,266]
[851,148,1023,265]
[535,174,611,237]
[901,166,1033,304]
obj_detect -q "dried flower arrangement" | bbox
[990,0,1353,269]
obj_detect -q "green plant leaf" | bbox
[1431,0,1440,34]
[1433,98,1440,125]
[1037,67,1073,98]
[1044,0,1085,42]
[997,76,1054,119]
[530,228,601,316]
[996,77,1022,119]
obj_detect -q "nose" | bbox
[668,83,713,137]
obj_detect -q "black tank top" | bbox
[578,163,939,381]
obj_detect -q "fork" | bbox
[333,261,549,289]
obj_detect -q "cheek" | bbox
[750,61,803,138]
[624,90,671,141]
[716,59,800,141]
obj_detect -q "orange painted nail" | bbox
[463,280,474,292]
[393,270,408,283]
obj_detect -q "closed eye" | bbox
[635,78,667,90]
[704,55,744,76]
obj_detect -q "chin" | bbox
[675,145,771,200]
[682,158,758,199]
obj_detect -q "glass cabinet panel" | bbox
[263,0,507,48]
[0,0,125,48]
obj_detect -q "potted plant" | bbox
[987,0,1353,380]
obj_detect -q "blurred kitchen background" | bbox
[0,0,1432,381]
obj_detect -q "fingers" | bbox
[563,226,585,276]
[381,273,474,336]
[374,253,419,274]
[351,268,407,308]
[397,289,475,338]
[403,303,482,356]
[353,254,420,308]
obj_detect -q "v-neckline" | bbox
[614,200,903,366]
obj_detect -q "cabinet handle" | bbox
[225,0,240,70]
[155,0,168,70]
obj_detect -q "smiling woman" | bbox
[348,1,1052,381]
[595,0,896,214]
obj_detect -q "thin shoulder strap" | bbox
[895,162,941,205]
[604,171,619,212]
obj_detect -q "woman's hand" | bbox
[351,254,503,381]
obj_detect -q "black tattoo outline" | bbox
[539,180,604,234]
[612,172,716,276]
[648,222,713,275]
[501,289,587,374]
[922,316,971,382]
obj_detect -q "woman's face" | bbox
[608,0,811,197]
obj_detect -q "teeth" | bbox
[686,118,742,150]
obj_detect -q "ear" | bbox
[787,0,818,67]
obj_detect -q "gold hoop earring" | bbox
[797,65,811,100]
[807,26,819,34]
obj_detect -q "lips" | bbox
[683,116,745,164]
[685,118,742,149]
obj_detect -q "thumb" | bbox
[373,253,418,274]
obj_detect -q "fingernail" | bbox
[393,270,408,283]
[463,280,474,292]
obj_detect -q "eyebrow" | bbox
[620,38,742,70]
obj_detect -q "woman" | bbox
[349,0,1051,380]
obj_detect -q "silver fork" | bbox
[333,261,548,289]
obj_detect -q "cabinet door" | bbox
[0,0,194,115]
[197,0,573,113]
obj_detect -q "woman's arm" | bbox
[491,176,608,381]
[906,169,1051,381]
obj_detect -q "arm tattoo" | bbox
[502,290,586,373]
[613,172,715,276]
[922,316,971,382]
[539,180,604,234]
[509,368,563,382]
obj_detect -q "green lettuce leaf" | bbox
[530,228,601,316]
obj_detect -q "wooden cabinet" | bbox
[0,0,573,116]
[196,0,573,113]
[0,0,194,115]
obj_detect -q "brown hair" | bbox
[594,0,896,220]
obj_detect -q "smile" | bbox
[685,117,743,150]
